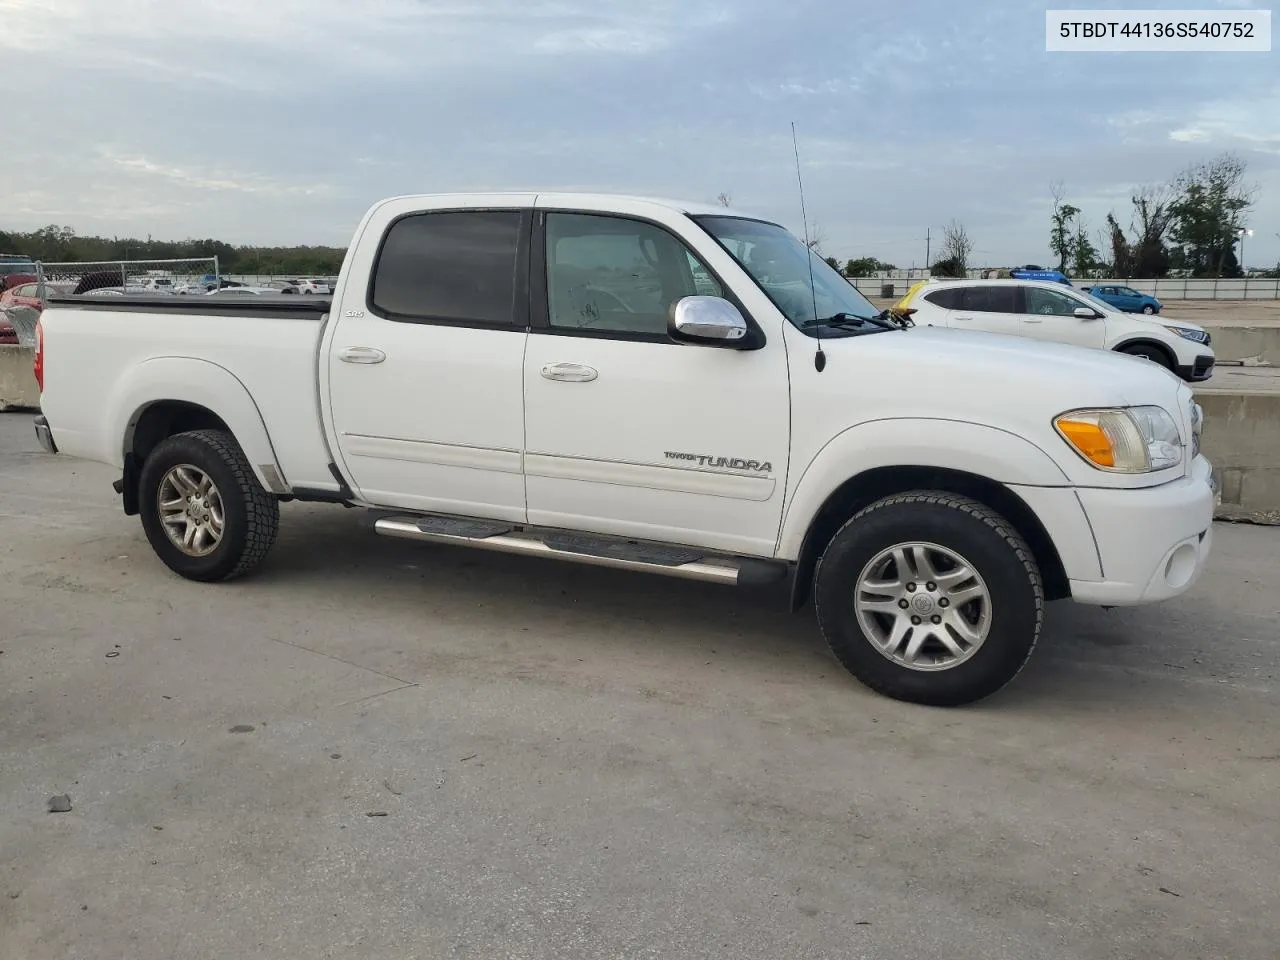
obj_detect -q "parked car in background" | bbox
[288,278,331,295]
[892,278,1213,381]
[0,281,46,345]
[204,286,283,296]
[0,255,36,281]
[0,281,44,312]
[1084,284,1163,315]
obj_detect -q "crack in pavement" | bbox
[266,635,419,686]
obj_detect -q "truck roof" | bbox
[374,191,764,221]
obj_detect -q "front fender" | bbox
[776,418,1071,560]
[108,356,286,491]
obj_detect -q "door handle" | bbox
[541,362,598,383]
[339,346,386,364]
[1022,318,1044,324]
[952,316,972,321]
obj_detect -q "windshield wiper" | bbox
[802,310,903,332]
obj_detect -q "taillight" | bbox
[33,317,44,392]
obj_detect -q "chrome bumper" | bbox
[33,414,57,454]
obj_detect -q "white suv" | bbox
[289,278,331,295]
[894,279,1215,382]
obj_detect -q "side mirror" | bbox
[669,296,750,347]
[1074,307,1101,319]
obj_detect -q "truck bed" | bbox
[38,295,337,492]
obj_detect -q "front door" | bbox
[327,201,533,521]
[521,207,791,558]
[1020,285,1108,348]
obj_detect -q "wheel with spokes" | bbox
[138,429,279,582]
[814,491,1044,706]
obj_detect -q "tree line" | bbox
[1051,152,1260,279]
[0,224,346,276]
[808,151,1272,280]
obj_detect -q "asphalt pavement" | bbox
[1,411,1278,960]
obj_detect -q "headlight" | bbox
[1054,406,1183,473]
[1163,325,1209,344]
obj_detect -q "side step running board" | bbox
[373,515,786,587]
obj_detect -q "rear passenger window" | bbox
[371,210,522,325]
[960,287,1017,313]
[922,288,960,309]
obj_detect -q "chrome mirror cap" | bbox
[670,296,749,344]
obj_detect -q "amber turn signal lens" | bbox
[1055,418,1116,468]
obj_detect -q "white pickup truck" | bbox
[32,192,1216,706]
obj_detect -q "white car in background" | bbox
[204,286,284,297]
[288,278,331,295]
[893,278,1215,382]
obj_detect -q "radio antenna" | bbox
[791,122,825,372]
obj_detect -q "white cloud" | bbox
[0,0,1277,266]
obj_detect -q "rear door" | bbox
[325,197,534,521]
[946,285,1025,337]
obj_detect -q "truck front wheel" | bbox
[138,429,280,582]
[814,492,1044,706]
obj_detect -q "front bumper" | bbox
[1069,455,1215,606]
[33,414,57,454]
[1177,354,1215,382]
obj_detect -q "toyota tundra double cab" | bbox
[32,192,1216,706]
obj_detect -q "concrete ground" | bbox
[2,411,1278,960]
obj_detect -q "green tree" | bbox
[1169,153,1255,277]
[824,255,840,271]
[843,257,897,277]
[930,255,965,278]
[1071,225,1098,277]
[1049,183,1081,273]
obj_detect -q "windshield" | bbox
[695,216,886,334]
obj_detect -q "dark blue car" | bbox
[1085,284,1162,315]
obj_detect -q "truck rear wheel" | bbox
[814,491,1044,706]
[138,429,280,582]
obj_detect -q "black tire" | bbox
[1141,304,1156,315]
[814,492,1044,706]
[138,429,280,582]
[1118,343,1174,371]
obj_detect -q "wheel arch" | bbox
[112,358,288,514]
[785,463,1072,614]
[1112,338,1177,368]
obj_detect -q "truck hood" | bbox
[815,325,1192,452]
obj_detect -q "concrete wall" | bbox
[1199,391,1280,524]
[1204,327,1280,365]
[0,345,39,412]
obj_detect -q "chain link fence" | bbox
[35,257,220,296]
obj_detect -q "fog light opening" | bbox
[1164,542,1197,591]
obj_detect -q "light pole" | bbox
[1238,227,1254,273]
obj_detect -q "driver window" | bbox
[1025,286,1083,316]
[545,213,722,336]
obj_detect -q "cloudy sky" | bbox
[1,0,1277,269]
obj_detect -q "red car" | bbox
[0,278,43,345]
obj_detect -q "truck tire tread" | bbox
[138,429,279,582]
[814,490,1044,706]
